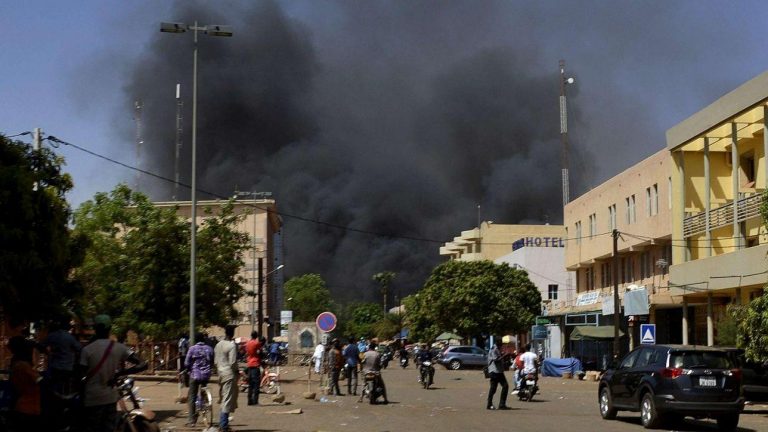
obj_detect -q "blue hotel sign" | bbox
[512,237,565,251]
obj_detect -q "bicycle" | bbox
[193,384,214,427]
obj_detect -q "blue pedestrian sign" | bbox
[316,311,337,333]
[640,324,656,345]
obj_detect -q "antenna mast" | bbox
[134,99,144,192]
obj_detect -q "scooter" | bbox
[419,361,434,389]
[381,351,392,369]
[359,371,386,405]
[400,355,409,369]
[517,368,539,402]
[115,376,160,432]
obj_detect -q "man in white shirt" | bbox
[214,325,238,432]
[521,343,539,374]
[312,342,325,374]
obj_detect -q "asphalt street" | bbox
[135,365,768,432]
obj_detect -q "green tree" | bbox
[283,274,333,321]
[372,271,396,313]
[372,313,402,341]
[71,185,250,339]
[338,302,384,338]
[405,260,540,341]
[0,135,83,321]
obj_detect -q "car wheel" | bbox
[716,413,739,431]
[449,360,462,370]
[640,392,660,429]
[599,386,617,420]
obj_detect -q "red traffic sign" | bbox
[316,311,337,333]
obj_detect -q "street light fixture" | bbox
[161,20,232,345]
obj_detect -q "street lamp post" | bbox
[259,264,284,336]
[559,59,575,209]
[161,21,232,345]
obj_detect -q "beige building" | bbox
[440,222,566,262]
[156,198,282,340]
[559,149,677,346]
[668,70,768,346]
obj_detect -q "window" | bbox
[300,330,314,348]
[668,176,672,210]
[548,284,558,300]
[608,204,617,230]
[646,187,652,217]
[575,221,582,244]
[585,267,594,291]
[626,195,636,224]
[589,213,597,238]
[625,257,634,282]
[640,251,651,279]
[620,350,640,369]
[652,183,658,215]
[635,348,655,368]
[601,263,612,287]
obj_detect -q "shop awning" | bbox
[569,325,624,341]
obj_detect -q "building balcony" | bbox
[683,192,763,238]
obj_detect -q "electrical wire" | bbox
[4,131,32,138]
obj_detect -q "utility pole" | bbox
[173,84,184,201]
[134,100,143,192]
[258,256,264,337]
[32,128,42,191]
[613,229,621,360]
[559,60,575,209]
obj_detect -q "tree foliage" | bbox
[71,185,250,339]
[736,288,768,361]
[283,274,333,322]
[372,271,395,312]
[0,135,83,321]
[405,260,541,341]
[337,302,384,338]
[372,312,402,341]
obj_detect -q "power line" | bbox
[4,131,32,138]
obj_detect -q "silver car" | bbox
[436,345,487,370]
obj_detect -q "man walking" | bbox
[215,325,239,432]
[184,333,213,427]
[245,331,262,405]
[79,315,147,432]
[342,337,360,396]
[486,343,510,410]
[328,339,344,396]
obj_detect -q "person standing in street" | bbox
[328,339,344,396]
[312,341,325,374]
[8,336,42,431]
[78,315,147,432]
[215,325,239,432]
[343,337,360,396]
[245,331,262,405]
[184,333,213,427]
[486,343,510,410]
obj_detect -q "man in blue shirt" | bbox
[342,337,360,395]
[269,341,280,365]
[184,333,214,427]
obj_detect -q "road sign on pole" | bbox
[316,311,337,333]
[640,324,656,345]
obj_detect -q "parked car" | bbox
[435,345,487,370]
[598,344,744,430]
[722,347,768,402]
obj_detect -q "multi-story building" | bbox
[440,222,566,262]
[668,70,768,346]
[156,198,283,339]
[558,149,677,353]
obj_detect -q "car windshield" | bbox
[669,351,733,369]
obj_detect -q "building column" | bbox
[675,150,690,262]
[764,106,768,190]
[682,300,689,345]
[731,122,741,251]
[707,292,714,347]
[735,287,742,306]
[704,137,712,257]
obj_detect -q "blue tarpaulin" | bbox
[541,357,583,377]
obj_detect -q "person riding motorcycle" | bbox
[513,343,539,394]
[416,344,434,385]
[398,346,409,368]
[362,342,388,404]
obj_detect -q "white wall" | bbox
[494,247,575,308]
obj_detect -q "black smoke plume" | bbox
[125,1,597,303]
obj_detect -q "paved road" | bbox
[137,365,768,432]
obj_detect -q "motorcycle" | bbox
[400,355,409,369]
[517,369,539,402]
[419,361,434,389]
[380,351,392,369]
[115,376,160,432]
[359,371,385,405]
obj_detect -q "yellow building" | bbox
[560,149,677,348]
[440,222,565,261]
[155,198,282,340]
[668,70,768,346]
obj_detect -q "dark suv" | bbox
[598,345,744,430]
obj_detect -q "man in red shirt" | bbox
[245,331,262,405]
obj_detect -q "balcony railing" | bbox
[683,192,763,237]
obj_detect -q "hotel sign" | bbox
[512,237,566,251]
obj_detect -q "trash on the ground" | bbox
[273,394,286,404]
[303,391,316,399]
[267,408,302,414]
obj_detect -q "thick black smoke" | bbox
[125,1,598,302]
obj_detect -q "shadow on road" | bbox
[614,415,758,432]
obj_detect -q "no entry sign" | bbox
[316,311,337,333]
